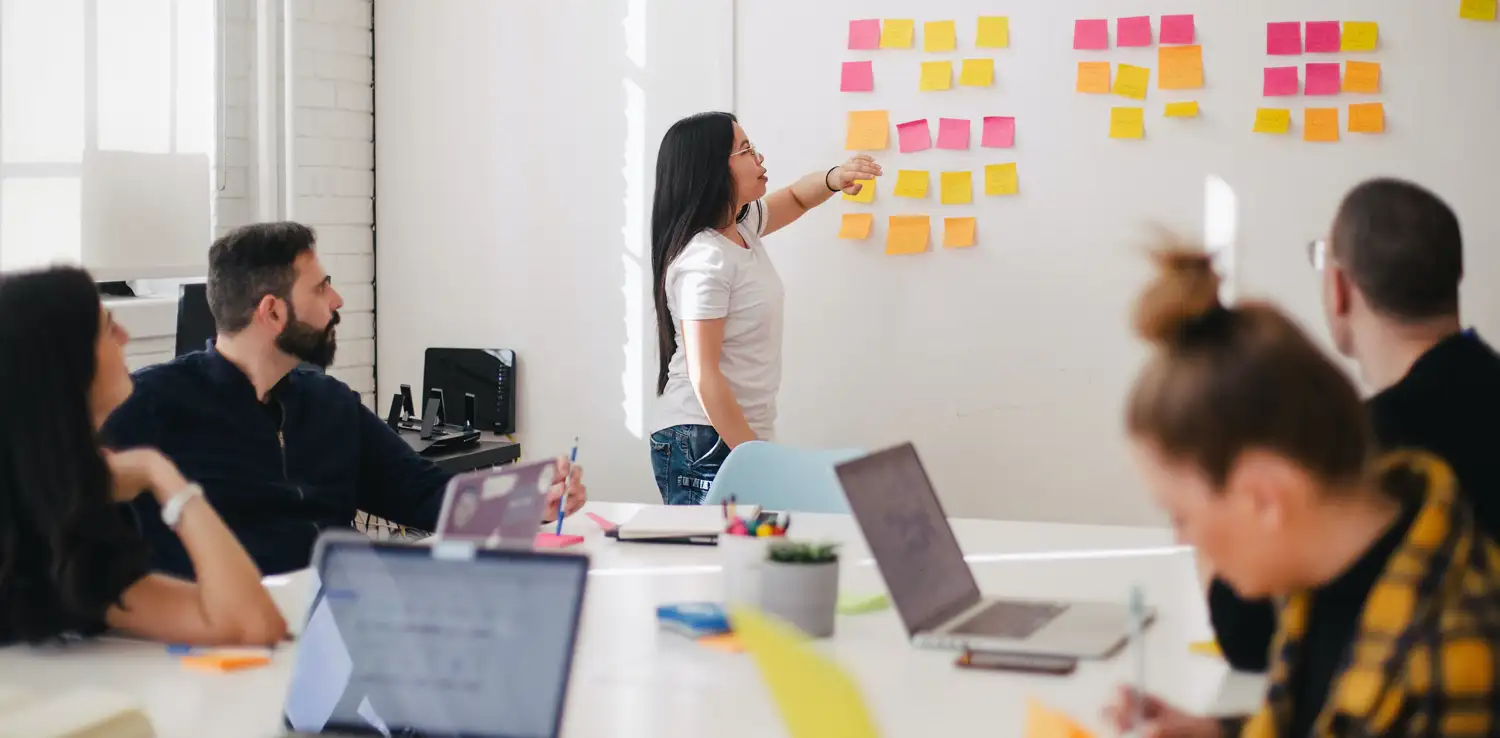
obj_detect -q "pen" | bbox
[1129,584,1146,737]
[555,437,579,535]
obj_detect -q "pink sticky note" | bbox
[981,116,1015,148]
[585,512,617,532]
[840,61,874,92]
[535,533,585,549]
[1160,14,1195,44]
[1305,63,1340,95]
[897,119,931,153]
[1117,16,1152,47]
[1074,19,1109,50]
[1264,66,1300,96]
[848,19,881,50]
[1267,22,1302,55]
[1305,21,1340,53]
[936,118,970,150]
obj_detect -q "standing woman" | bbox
[649,112,880,505]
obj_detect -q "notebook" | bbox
[613,504,762,542]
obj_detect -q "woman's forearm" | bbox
[691,368,758,448]
[786,169,839,211]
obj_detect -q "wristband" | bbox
[825,166,840,192]
[161,483,204,530]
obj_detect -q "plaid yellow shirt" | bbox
[1232,452,1500,738]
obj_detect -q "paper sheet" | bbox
[959,58,995,87]
[984,163,1019,195]
[1342,21,1378,52]
[880,19,914,49]
[843,179,876,203]
[924,20,957,52]
[936,118,971,150]
[1073,19,1109,50]
[893,170,930,198]
[1253,108,1292,134]
[943,217,976,249]
[976,16,1010,48]
[1263,66,1299,96]
[1164,101,1199,117]
[1160,14,1195,44]
[1304,63,1341,95]
[920,61,953,91]
[730,607,880,738]
[840,61,874,92]
[1304,108,1339,142]
[1343,61,1380,93]
[845,110,890,150]
[1305,21,1341,52]
[1267,21,1302,55]
[1109,107,1145,139]
[897,119,931,153]
[1112,64,1149,100]
[848,19,881,50]
[1348,102,1385,133]
[1076,61,1111,93]
[981,116,1015,148]
[885,216,930,255]
[1117,16,1152,47]
[940,171,973,205]
[838,213,875,240]
[1158,45,1203,89]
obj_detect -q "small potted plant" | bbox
[758,540,841,638]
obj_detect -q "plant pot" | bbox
[759,560,839,638]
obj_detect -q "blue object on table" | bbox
[702,442,865,514]
[657,602,732,638]
[555,437,579,535]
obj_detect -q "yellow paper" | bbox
[940,171,972,205]
[976,16,1010,48]
[1076,61,1111,94]
[842,179,876,203]
[1253,108,1291,134]
[919,61,953,91]
[1158,45,1203,90]
[845,111,889,151]
[1343,61,1380,93]
[1461,0,1498,21]
[837,213,875,240]
[730,608,880,738]
[893,170,929,198]
[885,216,931,256]
[1349,102,1385,133]
[924,20,957,52]
[1109,107,1145,139]
[1342,21,1378,51]
[943,217,976,248]
[1189,640,1223,658]
[1164,101,1199,117]
[1304,108,1339,142]
[1112,64,1150,100]
[984,163,1018,196]
[959,58,995,87]
[1025,698,1094,738]
[881,19,914,49]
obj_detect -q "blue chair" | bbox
[702,441,866,514]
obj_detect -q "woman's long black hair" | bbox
[650,111,748,395]
[0,267,146,642]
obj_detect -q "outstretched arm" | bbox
[762,155,883,237]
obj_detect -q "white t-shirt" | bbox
[653,199,785,440]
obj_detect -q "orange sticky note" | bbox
[845,110,889,150]
[886,216,930,255]
[838,213,874,240]
[984,163,1018,196]
[1253,108,1291,134]
[920,61,953,91]
[1025,698,1095,738]
[698,633,746,654]
[943,217,976,248]
[1343,61,1380,93]
[181,650,272,673]
[939,171,972,205]
[881,19,914,49]
[1158,45,1203,90]
[1349,102,1385,133]
[1112,64,1149,100]
[1076,61,1111,93]
[1304,108,1339,142]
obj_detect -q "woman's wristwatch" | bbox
[160,483,205,530]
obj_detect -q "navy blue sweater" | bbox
[103,349,453,577]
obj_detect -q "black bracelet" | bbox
[825,166,840,192]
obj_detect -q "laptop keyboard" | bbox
[950,601,1069,639]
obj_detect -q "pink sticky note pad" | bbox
[848,19,880,50]
[585,512,617,532]
[1074,19,1108,50]
[1304,63,1340,95]
[840,61,873,92]
[535,533,585,549]
[1117,16,1152,47]
[981,116,1015,148]
[936,118,970,150]
[897,119,931,153]
[1264,66,1299,96]
[1305,21,1340,53]
[1267,22,1302,55]
[1160,14,1195,44]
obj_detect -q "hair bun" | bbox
[1134,239,1223,347]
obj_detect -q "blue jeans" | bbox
[650,424,730,505]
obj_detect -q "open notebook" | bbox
[612,504,763,542]
[0,687,155,738]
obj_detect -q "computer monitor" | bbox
[174,282,215,356]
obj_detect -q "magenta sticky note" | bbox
[1160,14,1195,44]
[1074,19,1109,50]
[981,116,1015,148]
[1263,66,1300,96]
[1267,22,1302,55]
[1305,21,1340,53]
[897,119,931,153]
[1117,16,1152,47]
[936,118,971,150]
[534,533,584,549]
[1304,63,1340,95]
[840,61,874,92]
[848,19,881,50]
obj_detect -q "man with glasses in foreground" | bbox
[1207,177,1500,672]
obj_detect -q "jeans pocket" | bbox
[649,433,672,503]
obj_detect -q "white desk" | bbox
[0,502,1266,737]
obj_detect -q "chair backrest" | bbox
[174,282,214,356]
[703,441,866,514]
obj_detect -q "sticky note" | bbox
[1109,107,1145,139]
[1305,21,1341,52]
[534,533,584,548]
[1160,14,1195,44]
[1076,62,1111,93]
[940,171,972,205]
[981,116,1015,148]
[893,170,929,198]
[1026,699,1092,738]
[1074,19,1108,50]
[924,20,957,52]
[881,19,914,49]
[1118,16,1152,47]
[1253,108,1292,134]
[1304,63,1340,95]
[1113,64,1149,100]
[845,110,889,150]
[1267,22,1302,55]
[585,511,618,532]
[920,61,953,91]
[1263,67,1299,96]
[943,217,976,249]
[1158,45,1203,89]
[181,649,273,673]
[984,163,1019,196]
[840,61,874,92]
[897,119,931,153]
[848,19,881,50]
[1343,61,1380,93]
[959,58,995,87]
[1461,0,1499,20]
[843,180,875,203]
[936,118,971,150]
[1189,640,1223,658]
[1349,102,1384,133]
[697,633,745,654]
[976,16,1010,48]
[730,607,880,738]
[837,593,891,615]
[1164,101,1199,117]
[1342,22,1378,51]
[885,216,930,256]
[1304,108,1339,142]
[838,213,874,240]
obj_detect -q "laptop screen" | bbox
[283,541,587,738]
[835,443,981,635]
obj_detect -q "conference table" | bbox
[0,502,1267,737]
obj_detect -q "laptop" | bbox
[835,443,1145,659]
[279,532,590,737]
[433,459,555,545]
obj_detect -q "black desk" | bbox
[399,434,522,474]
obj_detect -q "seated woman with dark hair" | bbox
[0,267,285,646]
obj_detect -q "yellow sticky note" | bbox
[924,20,957,52]
[1076,61,1111,94]
[1461,0,1498,20]
[730,608,880,738]
[881,19,914,49]
[920,61,953,91]
[1164,101,1199,117]
[1112,64,1150,100]
[984,163,1018,196]
[894,170,929,198]
[959,58,995,87]
[1342,21,1378,51]
[1343,61,1380,93]
[1025,699,1094,738]
[1158,45,1203,90]
[1189,640,1223,658]
[1304,108,1339,142]
[943,217,976,248]
[845,110,889,150]
[1109,107,1145,139]
[940,171,972,205]
[977,16,1010,48]
[842,179,875,203]
[1253,108,1292,134]
[838,213,874,240]
[885,216,931,256]
[1349,102,1385,133]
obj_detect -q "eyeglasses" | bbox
[1307,239,1328,270]
[731,142,762,160]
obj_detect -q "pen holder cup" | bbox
[720,534,770,607]
[759,560,840,638]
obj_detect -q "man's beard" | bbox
[276,304,339,368]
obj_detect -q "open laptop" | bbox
[433,459,554,545]
[279,531,589,737]
[835,443,1145,659]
